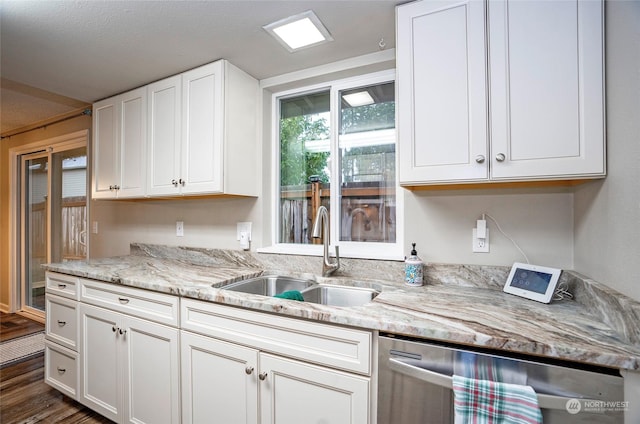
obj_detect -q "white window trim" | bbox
[258,70,404,261]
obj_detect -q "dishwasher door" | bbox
[377,335,624,424]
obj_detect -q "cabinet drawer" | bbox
[45,341,78,400]
[45,294,78,351]
[181,299,372,375]
[80,279,179,327]
[46,272,79,300]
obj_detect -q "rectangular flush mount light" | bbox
[264,10,333,52]
[343,91,375,107]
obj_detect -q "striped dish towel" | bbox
[452,375,543,424]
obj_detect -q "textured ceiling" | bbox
[1,0,402,136]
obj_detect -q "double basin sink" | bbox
[222,275,379,308]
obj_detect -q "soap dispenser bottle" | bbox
[405,243,424,286]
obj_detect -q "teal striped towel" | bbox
[452,375,542,424]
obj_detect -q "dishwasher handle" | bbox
[388,357,595,411]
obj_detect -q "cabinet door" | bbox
[118,87,147,198]
[123,315,180,424]
[147,75,182,196]
[181,61,224,195]
[92,98,119,199]
[79,304,121,422]
[260,353,370,424]
[181,331,259,424]
[397,0,488,185]
[488,0,605,179]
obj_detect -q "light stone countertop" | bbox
[44,243,640,371]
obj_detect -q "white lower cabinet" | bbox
[180,300,372,424]
[259,352,370,424]
[79,303,180,424]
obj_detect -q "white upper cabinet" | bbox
[92,87,147,199]
[397,0,489,184]
[147,60,259,197]
[397,0,605,186]
[488,0,605,180]
[147,75,182,196]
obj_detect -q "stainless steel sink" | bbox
[223,275,314,296]
[222,275,379,307]
[301,284,379,307]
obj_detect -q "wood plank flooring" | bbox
[0,312,44,342]
[0,313,113,424]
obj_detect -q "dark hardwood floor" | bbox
[0,313,113,424]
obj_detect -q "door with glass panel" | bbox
[20,145,87,314]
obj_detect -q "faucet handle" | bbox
[334,245,340,263]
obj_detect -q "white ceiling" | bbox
[1,0,403,136]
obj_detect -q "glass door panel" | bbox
[20,145,87,314]
[22,154,49,311]
[51,147,88,264]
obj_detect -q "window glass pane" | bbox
[279,91,330,244]
[339,82,396,243]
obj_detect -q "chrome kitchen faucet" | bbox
[312,206,340,277]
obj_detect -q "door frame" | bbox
[8,130,89,317]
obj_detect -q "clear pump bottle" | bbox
[404,243,424,286]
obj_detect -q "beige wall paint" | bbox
[574,1,640,302]
[0,115,91,311]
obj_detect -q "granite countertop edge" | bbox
[43,253,640,372]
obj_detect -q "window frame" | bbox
[260,69,404,260]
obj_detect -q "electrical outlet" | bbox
[176,221,184,237]
[472,228,490,253]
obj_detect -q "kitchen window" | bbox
[268,70,403,260]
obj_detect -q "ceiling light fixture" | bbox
[263,10,333,52]
[343,91,375,107]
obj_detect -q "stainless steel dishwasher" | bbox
[378,334,624,424]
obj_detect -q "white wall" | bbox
[574,0,640,302]
[404,189,574,268]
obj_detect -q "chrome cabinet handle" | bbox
[475,155,485,164]
[259,372,268,381]
[118,297,130,304]
[495,153,506,162]
[57,320,66,326]
[245,366,254,375]
[57,367,66,374]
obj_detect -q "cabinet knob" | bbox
[179,178,185,186]
[112,326,118,333]
[495,153,506,162]
[115,185,120,190]
[109,185,114,190]
[57,320,66,326]
[475,155,485,164]
[57,367,66,374]
[171,179,178,187]
[119,328,127,335]
[259,372,268,381]
[245,366,254,375]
